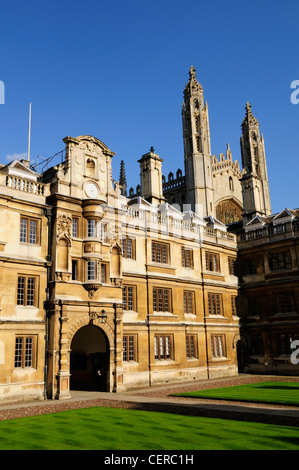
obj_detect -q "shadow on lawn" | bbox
[257,385,299,391]
[125,400,299,429]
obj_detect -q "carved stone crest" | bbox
[57,215,72,241]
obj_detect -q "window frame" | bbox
[242,258,257,275]
[268,251,292,271]
[85,260,108,283]
[205,251,220,272]
[183,290,195,314]
[72,218,78,238]
[228,257,237,275]
[186,334,198,359]
[71,259,79,281]
[231,295,238,316]
[122,237,136,259]
[151,241,169,264]
[17,275,38,307]
[211,335,226,358]
[181,247,194,268]
[122,285,137,311]
[154,335,173,360]
[87,218,98,238]
[273,291,296,314]
[153,287,172,313]
[208,292,223,316]
[14,335,37,369]
[20,216,40,245]
[123,335,137,362]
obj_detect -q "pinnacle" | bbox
[189,65,197,78]
[119,160,127,196]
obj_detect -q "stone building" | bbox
[235,210,299,375]
[0,159,50,402]
[0,66,297,403]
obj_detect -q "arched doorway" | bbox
[70,325,109,391]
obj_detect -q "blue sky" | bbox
[0,0,298,213]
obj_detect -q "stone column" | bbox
[56,302,71,399]
[113,302,124,392]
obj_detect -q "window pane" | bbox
[72,260,78,280]
[126,239,132,258]
[14,337,23,367]
[101,264,106,283]
[153,288,157,311]
[72,219,78,238]
[154,337,159,359]
[26,278,35,306]
[152,242,168,264]
[29,220,37,244]
[100,223,106,242]
[184,292,188,313]
[158,289,163,311]
[159,336,164,357]
[87,219,96,237]
[128,336,134,361]
[165,336,170,358]
[17,277,25,305]
[20,218,27,243]
[162,245,167,264]
[123,336,128,361]
[128,287,133,310]
[164,289,169,311]
[87,261,96,280]
[25,337,33,367]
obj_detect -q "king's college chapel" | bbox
[0,67,298,403]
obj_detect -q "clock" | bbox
[85,182,98,198]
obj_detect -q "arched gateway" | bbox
[70,325,109,391]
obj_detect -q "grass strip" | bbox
[173,381,299,406]
[0,406,299,450]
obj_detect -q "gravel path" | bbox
[1,375,299,426]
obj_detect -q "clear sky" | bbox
[0,0,298,213]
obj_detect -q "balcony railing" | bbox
[6,175,46,195]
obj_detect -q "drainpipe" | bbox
[145,213,152,386]
[44,206,52,400]
[199,237,210,379]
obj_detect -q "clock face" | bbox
[85,182,98,198]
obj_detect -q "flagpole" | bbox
[27,102,31,162]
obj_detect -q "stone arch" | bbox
[67,314,114,351]
[176,169,183,179]
[69,322,111,391]
[215,198,243,224]
[56,236,70,271]
[111,245,121,279]
[86,158,95,177]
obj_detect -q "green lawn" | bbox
[0,406,299,450]
[173,381,299,406]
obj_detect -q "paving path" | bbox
[1,375,299,427]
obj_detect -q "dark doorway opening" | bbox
[236,339,246,373]
[70,325,109,391]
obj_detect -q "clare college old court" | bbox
[0,67,298,403]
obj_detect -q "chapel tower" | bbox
[240,103,271,220]
[182,66,214,217]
